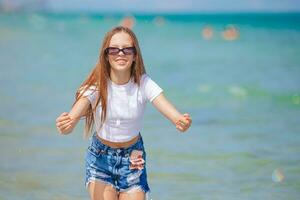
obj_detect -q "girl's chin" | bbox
[111,65,131,72]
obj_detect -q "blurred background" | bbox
[0,0,300,199]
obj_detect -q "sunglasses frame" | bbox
[105,47,136,56]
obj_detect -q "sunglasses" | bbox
[105,47,136,56]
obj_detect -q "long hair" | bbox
[73,26,146,138]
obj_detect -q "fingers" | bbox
[59,120,73,131]
[57,116,71,124]
[176,113,192,132]
[56,118,72,129]
[56,112,73,134]
[56,112,70,123]
[183,113,192,123]
[176,125,184,132]
[130,163,144,170]
[176,118,189,129]
[130,158,145,165]
[56,117,72,128]
[176,124,187,132]
[130,157,145,170]
[177,118,189,126]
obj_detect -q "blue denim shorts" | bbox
[85,132,150,195]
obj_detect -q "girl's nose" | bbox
[118,50,125,56]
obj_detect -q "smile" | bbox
[116,59,127,64]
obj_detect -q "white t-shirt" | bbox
[81,74,163,142]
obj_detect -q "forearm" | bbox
[69,97,91,123]
[152,93,182,125]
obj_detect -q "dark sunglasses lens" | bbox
[123,47,135,55]
[106,47,136,55]
[107,48,119,55]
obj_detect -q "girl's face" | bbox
[107,32,136,75]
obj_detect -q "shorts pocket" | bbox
[87,145,102,158]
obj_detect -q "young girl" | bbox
[56,26,192,200]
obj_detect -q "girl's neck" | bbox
[110,70,131,85]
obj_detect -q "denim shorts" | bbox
[85,132,150,195]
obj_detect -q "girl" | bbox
[56,26,192,200]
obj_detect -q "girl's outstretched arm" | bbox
[56,97,90,135]
[152,93,192,132]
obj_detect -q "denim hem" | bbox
[119,184,150,197]
[86,177,151,199]
[118,185,152,200]
[85,177,117,191]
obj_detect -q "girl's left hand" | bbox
[175,113,192,132]
[130,157,145,170]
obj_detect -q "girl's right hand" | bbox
[56,112,74,135]
[175,113,192,132]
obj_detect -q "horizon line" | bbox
[1,9,300,15]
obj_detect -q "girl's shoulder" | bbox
[78,84,98,96]
[140,73,151,84]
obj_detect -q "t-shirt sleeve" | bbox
[79,85,99,108]
[141,74,163,102]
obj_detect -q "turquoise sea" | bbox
[0,12,300,199]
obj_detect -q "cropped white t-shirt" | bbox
[81,74,163,142]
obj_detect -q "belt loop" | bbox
[103,146,108,154]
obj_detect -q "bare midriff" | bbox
[95,133,140,149]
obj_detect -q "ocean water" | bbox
[0,12,300,199]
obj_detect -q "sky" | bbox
[1,0,300,13]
